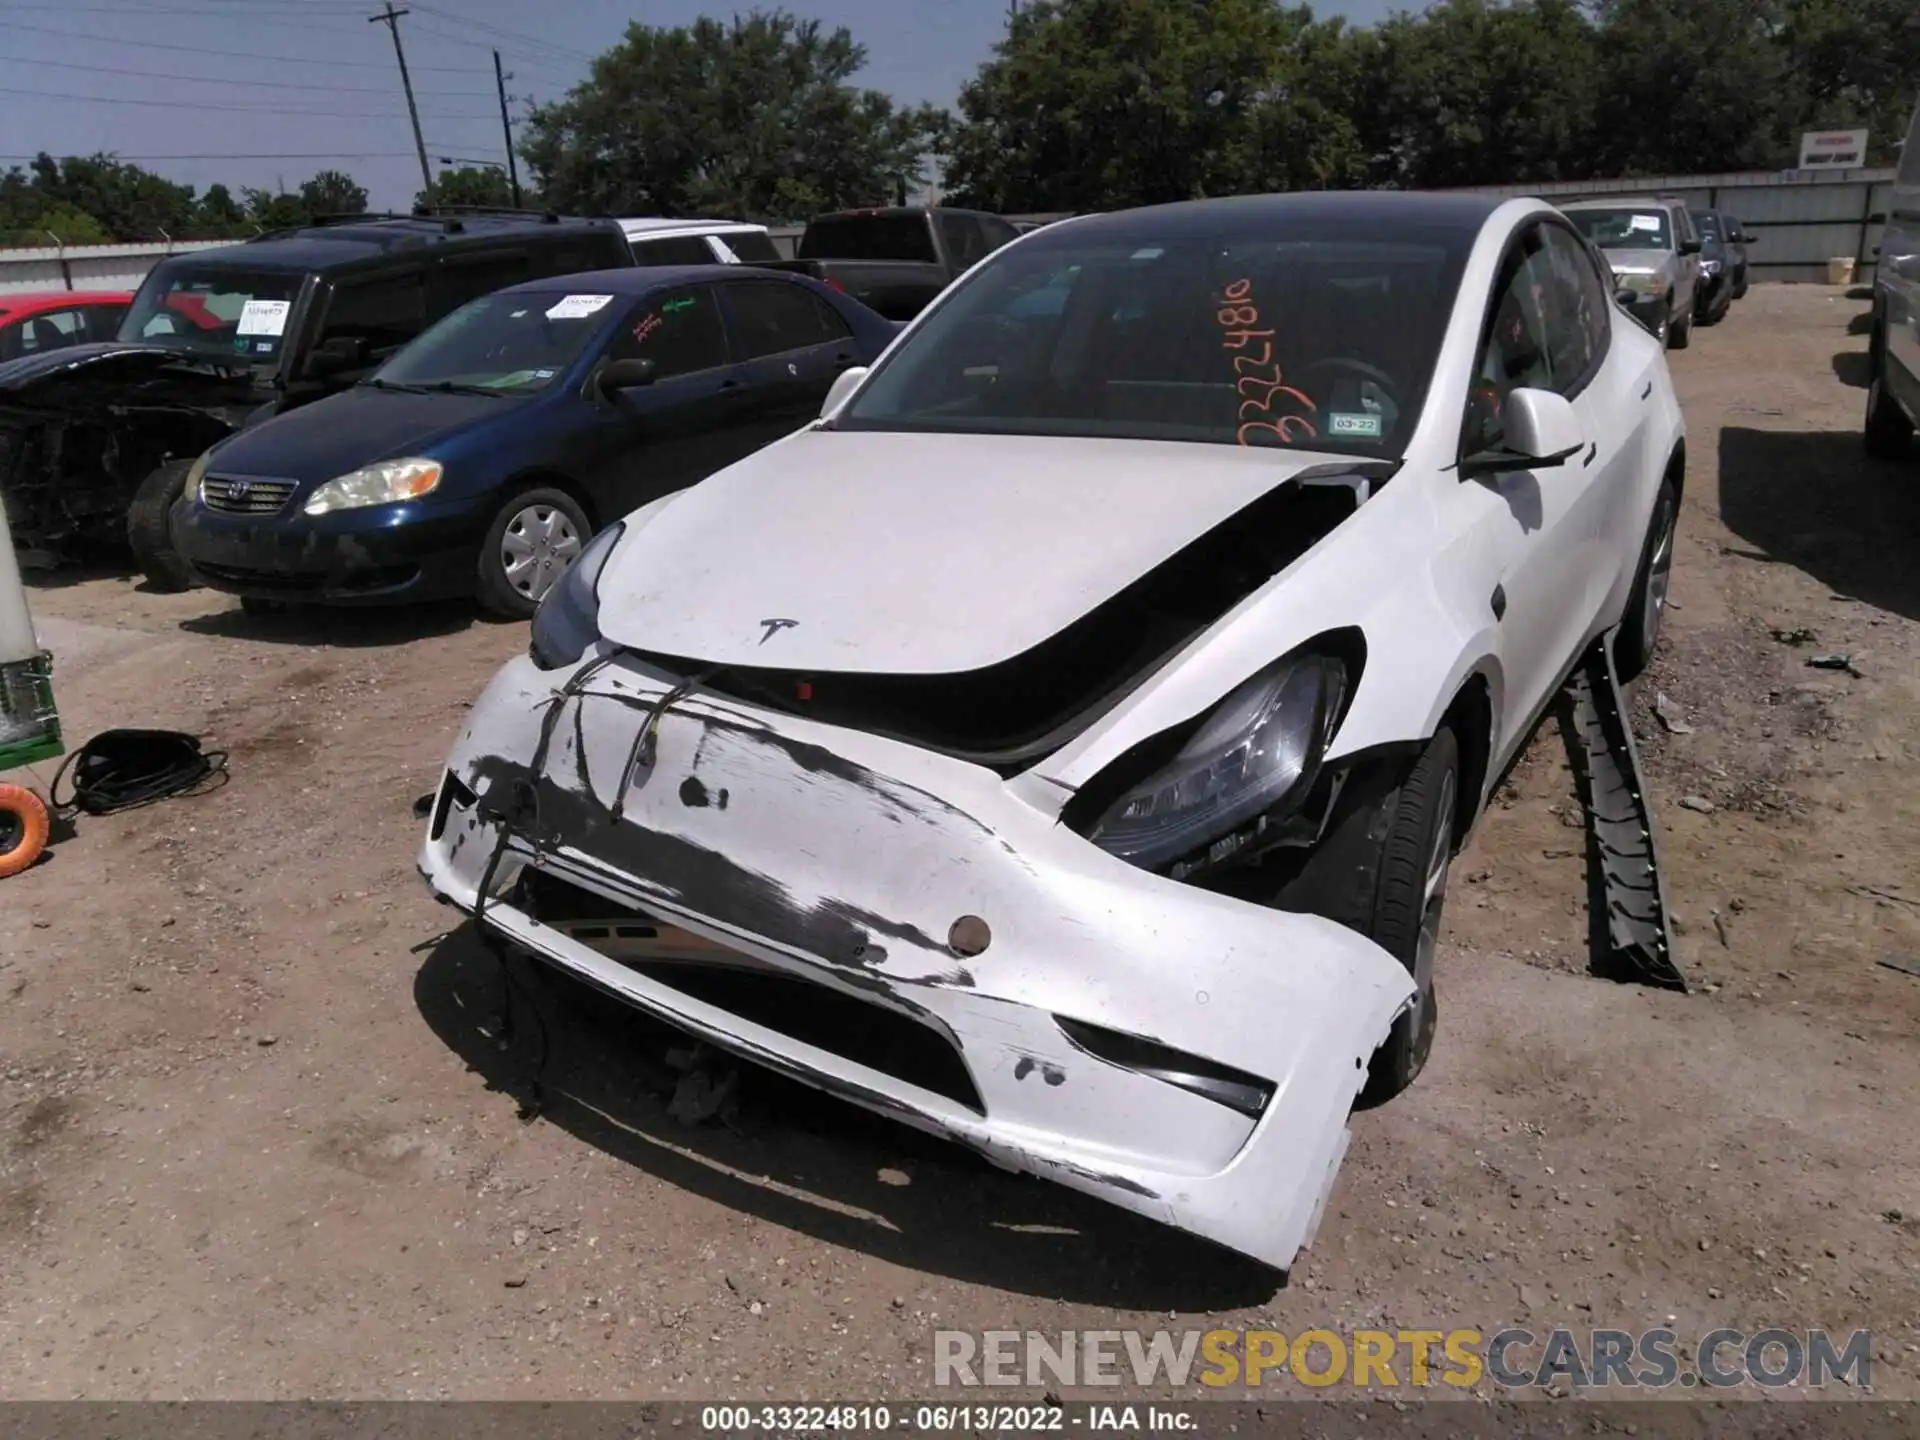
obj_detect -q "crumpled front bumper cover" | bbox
[418,650,1415,1273]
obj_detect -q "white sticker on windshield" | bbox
[236,299,290,337]
[1629,214,1660,233]
[545,294,614,320]
[1327,411,1384,439]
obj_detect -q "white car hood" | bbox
[597,429,1348,674]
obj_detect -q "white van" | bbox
[1865,102,1920,458]
[618,218,782,267]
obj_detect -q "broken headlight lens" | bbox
[302,457,443,516]
[529,520,625,671]
[1088,653,1346,871]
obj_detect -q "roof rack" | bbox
[410,203,564,225]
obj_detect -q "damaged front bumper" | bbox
[417,650,1416,1273]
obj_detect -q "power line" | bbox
[408,5,599,64]
[0,82,503,118]
[15,53,498,96]
[0,16,574,73]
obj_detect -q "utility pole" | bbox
[493,49,523,208]
[370,2,434,206]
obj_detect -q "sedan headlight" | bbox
[1700,258,1722,276]
[1087,652,1347,870]
[529,521,625,670]
[1614,269,1662,292]
[187,450,211,504]
[302,457,443,516]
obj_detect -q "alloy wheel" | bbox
[1409,767,1458,1033]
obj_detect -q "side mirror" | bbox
[1679,238,1703,256]
[596,357,656,397]
[307,335,368,378]
[820,365,868,419]
[1461,388,1584,477]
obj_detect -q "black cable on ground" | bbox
[51,729,228,816]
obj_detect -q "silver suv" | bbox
[1865,102,1920,459]
[1560,196,1704,349]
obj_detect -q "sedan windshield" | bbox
[372,291,617,394]
[117,265,304,364]
[840,218,1470,457]
[1566,208,1673,251]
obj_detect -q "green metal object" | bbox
[0,651,61,772]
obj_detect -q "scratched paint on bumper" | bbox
[418,649,1415,1272]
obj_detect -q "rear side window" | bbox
[721,280,851,359]
[798,214,937,263]
[631,235,718,267]
[316,271,429,362]
[719,230,781,263]
[438,251,532,311]
[938,212,991,269]
[531,239,622,278]
[612,285,729,379]
[978,215,1020,253]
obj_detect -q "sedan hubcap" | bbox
[500,504,583,603]
[1410,768,1458,1024]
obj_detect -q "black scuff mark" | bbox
[469,756,943,975]
[1038,1157,1158,1199]
[679,775,711,808]
[717,788,729,811]
[1014,1055,1066,1085]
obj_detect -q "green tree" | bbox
[243,187,311,232]
[521,9,945,222]
[420,166,518,210]
[943,0,1332,212]
[297,169,369,217]
[0,201,111,247]
[192,183,248,237]
[1350,0,1601,188]
[1778,0,1920,163]
[21,152,196,240]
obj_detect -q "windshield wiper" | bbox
[358,377,435,395]
[428,381,514,398]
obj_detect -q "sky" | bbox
[2,0,1410,213]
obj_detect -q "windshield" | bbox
[839,220,1471,457]
[1566,208,1673,251]
[720,230,781,263]
[371,290,616,394]
[799,215,936,263]
[117,264,304,364]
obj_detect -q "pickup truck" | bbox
[770,206,1021,321]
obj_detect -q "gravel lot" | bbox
[2,283,1917,1401]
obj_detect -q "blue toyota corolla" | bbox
[174,265,897,617]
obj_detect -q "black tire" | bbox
[1668,306,1692,350]
[1864,324,1914,460]
[238,596,291,617]
[1731,273,1748,300]
[1648,300,1671,347]
[126,459,198,593]
[1615,471,1679,683]
[1264,729,1461,1106]
[475,486,592,620]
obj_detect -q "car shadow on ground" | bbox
[179,598,478,647]
[1846,311,1875,337]
[413,924,1282,1310]
[1831,351,1872,388]
[1718,426,1920,624]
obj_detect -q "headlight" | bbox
[187,450,211,504]
[529,521,625,670]
[302,457,443,516]
[1700,259,1721,275]
[1087,652,1347,870]
[1615,270,1661,292]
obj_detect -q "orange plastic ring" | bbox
[0,782,51,879]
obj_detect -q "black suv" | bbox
[0,210,632,586]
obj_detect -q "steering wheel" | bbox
[1295,356,1400,403]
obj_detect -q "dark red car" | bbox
[0,290,133,363]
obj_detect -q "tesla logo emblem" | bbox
[757,617,798,645]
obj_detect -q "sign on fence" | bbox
[1798,129,1869,169]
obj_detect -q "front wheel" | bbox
[1615,472,1679,682]
[1261,729,1461,1106]
[126,459,199,592]
[1668,306,1692,350]
[1864,333,1914,459]
[476,487,591,620]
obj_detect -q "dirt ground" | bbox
[2,284,1917,1403]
